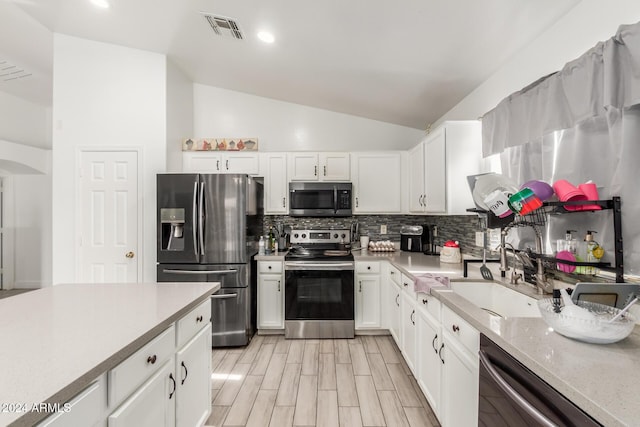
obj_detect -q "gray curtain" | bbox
[482,21,640,157]
[482,21,640,277]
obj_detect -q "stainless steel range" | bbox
[284,229,355,339]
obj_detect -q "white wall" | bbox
[0,92,51,148]
[166,60,193,172]
[436,0,640,126]
[193,84,424,152]
[52,34,166,285]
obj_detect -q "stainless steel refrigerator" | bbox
[156,174,263,347]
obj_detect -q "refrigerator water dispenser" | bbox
[161,208,185,251]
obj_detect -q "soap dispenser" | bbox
[584,230,603,275]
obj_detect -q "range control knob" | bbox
[302,234,307,239]
[294,233,299,238]
[334,233,339,238]
[341,233,347,239]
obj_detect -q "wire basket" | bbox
[509,207,548,228]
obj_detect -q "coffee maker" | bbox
[422,225,438,255]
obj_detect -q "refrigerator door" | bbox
[210,287,251,347]
[200,174,247,264]
[157,264,249,288]
[157,174,200,264]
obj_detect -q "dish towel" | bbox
[414,273,451,293]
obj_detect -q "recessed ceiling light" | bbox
[257,31,275,44]
[91,0,110,9]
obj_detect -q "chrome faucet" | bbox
[500,225,554,294]
[495,241,523,285]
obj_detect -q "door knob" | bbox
[126,251,135,258]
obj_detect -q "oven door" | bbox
[284,265,354,321]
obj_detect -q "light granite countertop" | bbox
[0,282,219,427]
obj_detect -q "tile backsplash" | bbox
[262,214,485,256]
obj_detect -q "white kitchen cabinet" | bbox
[264,153,288,214]
[182,152,259,175]
[257,261,284,330]
[38,376,107,427]
[440,305,479,427]
[355,262,381,329]
[400,291,417,375]
[175,324,212,427]
[108,359,176,427]
[407,121,481,215]
[351,152,402,213]
[386,264,402,345]
[416,297,442,419]
[288,152,350,181]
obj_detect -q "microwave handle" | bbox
[334,186,338,214]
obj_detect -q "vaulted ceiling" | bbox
[1,0,580,129]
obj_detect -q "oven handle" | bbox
[285,262,354,271]
[478,350,558,427]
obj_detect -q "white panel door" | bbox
[352,152,402,213]
[319,152,350,181]
[355,274,381,329]
[79,151,139,283]
[257,274,284,329]
[424,128,446,213]
[408,143,425,213]
[288,153,319,181]
[265,153,288,214]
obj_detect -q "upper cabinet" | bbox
[408,121,481,215]
[352,152,402,214]
[264,153,288,215]
[183,152,260,175]
[288,152,350,181]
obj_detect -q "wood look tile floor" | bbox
[205,335,440,427]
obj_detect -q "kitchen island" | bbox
[0,282,218,427]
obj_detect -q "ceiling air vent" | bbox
[201,13,243,40]
[0,60,32,82]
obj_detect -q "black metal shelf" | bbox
[468,196,623,282]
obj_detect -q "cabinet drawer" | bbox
[37,375,107,427]
[259,261,283,274]
[176,299,211,349]
[109,325,176,408]
[442,305,479,355]
[388,264,401,286]
[401,273,417,300]
[416,292,441,320]
[356,262,380,274]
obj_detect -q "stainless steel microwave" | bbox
[289,182,352,217]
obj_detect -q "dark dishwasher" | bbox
[478,334,602,427]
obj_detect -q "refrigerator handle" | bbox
[199,181,205,256]
[192,180,198,258]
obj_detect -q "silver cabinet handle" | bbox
[282,197,286,208]
[216,160,220,171]
[438,343,445,364]
[423,194,427,206]
[314,165,317,176]
[277,280,281,292]
[359,281,362,292]
[395,294,400,306]
[323,165,327,176]
[356,197,359,207]
[226,159,229,170]
[432,334,438,353]
[163,269,238,275]
[478,350,557,427]
[410,310,415,325]
[210,293,238,300]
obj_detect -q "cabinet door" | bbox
[400,292,417,375]
[108,359,176,427]
[424,128,446,213]
[264,153,288,214]
[182,152,222,173]
[388,282,401,346]
[408,143,425,213]
[441,334,479,427]
[352,152,402,213]
[416,308,441,418]
[288,153,319,181]
[258,273,284,329]
[175,324,212,427]
[355,274,381,329]
[223,153,260,175]
[319,152,350,181]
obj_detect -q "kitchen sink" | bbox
[449,281,541,318]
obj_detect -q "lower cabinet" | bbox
[108,359,176,427]
[257,261,284,330]
[175,324,212,427]
[355,262,382,329]
[400,292,417,375]
[416,305,442,418]
[387,278,402,345]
